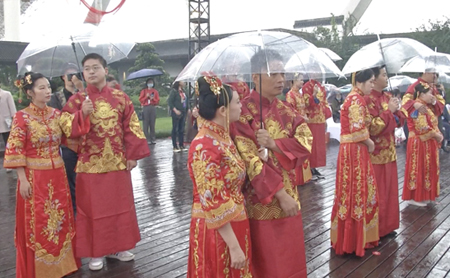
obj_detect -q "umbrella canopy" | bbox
[176,30,341,82]
[438,73,450,84]
[386,75,417,92]
[399,52,450,74]
[342,38,434,75]
[318,48,342,61]
[17,24,135,78]
[126,69,164,81]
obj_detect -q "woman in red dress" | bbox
[330,69,380,257]
[4,72,88,277]
[187,75,252,277]
[402,82,443,206]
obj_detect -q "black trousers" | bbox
[1,132,10,145]
[171,113,186,148]
[61,146,78,215]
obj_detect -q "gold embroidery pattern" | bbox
[337,144,349,220]
[369,117,386,136]
[234,136,263,181]
[240,231,252,278]
[41,180,65,245]
[76,137,126,173]
[90,100,119,138]
[408,138,418,190]
[222,244,230,278]
[35,233,73,264]
[352,146,364,221]
[129,111,146,139]
[294,123,313,153]
[193,219,200,277]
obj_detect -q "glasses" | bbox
[83,66,103,72]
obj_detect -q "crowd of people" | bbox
[0,47,447,278]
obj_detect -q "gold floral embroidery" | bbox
[193,219,200,276]
[294,123,313,153]
[90,100,119,138]
[41,180,65,245]
[234,136,263,181]
[129,111,146,139]
[240,232,252,278]
[369,117,386,136]
[222,245,230,278]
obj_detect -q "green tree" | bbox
[0,65,30,109]
[125,43,173,98]
[411,17,450,54]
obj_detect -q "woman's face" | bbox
[228,90,242,122]
[361,76,375,95]
[27,78,52,104]
[179,81,185,88]
[419,89,433,103]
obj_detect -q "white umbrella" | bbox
[386,75,417,92]
[342,38,434,75]
[438,73,450,84]
[318,48,342,61]
[399,52,450,74]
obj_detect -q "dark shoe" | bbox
[180,146,188,152]
[311,168,322,176]
[150,141,156,145]
[443,146,450,153]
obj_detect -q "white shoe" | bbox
[6,169,12,173]
[89,257,104,271]
[106,250,135,262]
[408,200,427,207]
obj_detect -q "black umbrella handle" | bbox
[71,38,88,99]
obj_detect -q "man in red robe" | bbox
[232,49,312,277]
[402,69,445,117]
[61,53,150,271]
[365,66,406,237]
[302,77,331,176]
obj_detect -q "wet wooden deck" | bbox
[1,139,450,278]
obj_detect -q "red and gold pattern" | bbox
[227,81,250,100]
[232,89,311,275]
[286,87,312,184]
[187,119,252,277]
[3,103,83,278]
[402,78,445,117]
[402,99,441,202]
[365,90,406,164]
[302,79,332,124]
[61,84,150,174]
[330,88,379,257]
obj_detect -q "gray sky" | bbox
[19,0,450,43]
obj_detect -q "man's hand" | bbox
[257,147,268,162]
[82,99,94,117]
[256,129,275,149]
[173,108,181,116]
[388,97,399,113]
[413,102,428,114]
[127,160,137,171]
[275,189,299,217]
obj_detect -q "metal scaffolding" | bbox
[188,0,210,60]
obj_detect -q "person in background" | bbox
[302,75,332,177]
[365,65,405,238]
[139,78,160,144]
[168,81,188,152]
[0,84,17,173]
[331,69,379,257]
[402,82,442,207]
[61,53,150,271]
[48,63,84,214]
[5,72,87,277]
[442,103,450,152]
[106,75,121,90]
[330,91,344,123]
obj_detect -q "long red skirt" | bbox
[373,162,400,237]
[402,137,440,201]
[16,167,79,278]
[331,143,379,257]
[307,123,326,168]
[187,217,253,277]
[75,171,141,257]
[250,213,307,278]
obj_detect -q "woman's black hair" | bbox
[172,81,181,90]
[354,69,374,84]
[197,76,234,120]
[413,83,431,100]
[21,72,47,93]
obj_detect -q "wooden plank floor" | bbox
[1,139,450,278]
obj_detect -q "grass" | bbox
[140,117,172,139]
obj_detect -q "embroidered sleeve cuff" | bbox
[204,201,245,229]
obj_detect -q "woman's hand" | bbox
[19,179,32,200]
[229,246,246,269]
[275,189,299,217]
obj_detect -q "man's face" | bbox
[374,67,388,89]
[253,60,285,98]
[423,72,438,84]
[82,59,108,86]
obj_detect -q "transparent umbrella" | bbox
[386,75,417,92]
[17,24,135,78]
[176,30,341,83]
[399,53,450,74]
[342,38,434,75]
[318,48,342,61]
